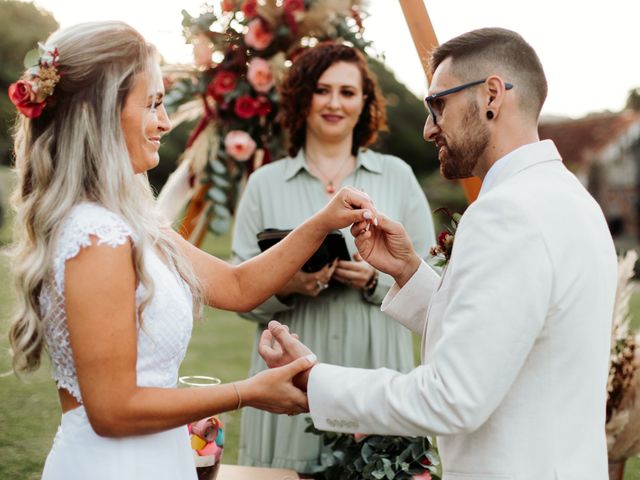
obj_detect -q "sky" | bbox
[31,0,640,119]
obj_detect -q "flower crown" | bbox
[8,44,61,119]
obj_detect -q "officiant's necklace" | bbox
[306,152,354,194]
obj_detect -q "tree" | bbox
[626,87,640,112]
[0,0,59,166]
[369,58,439,177]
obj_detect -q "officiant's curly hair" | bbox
[279,42,388,157]
[8,21,202,374]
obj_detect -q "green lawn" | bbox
[1,165,640,478]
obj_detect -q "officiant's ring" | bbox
[315,280,329,292]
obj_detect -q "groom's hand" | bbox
[258,320,316,391]
[351,213,421,287]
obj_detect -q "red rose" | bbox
[241,0,257,18]
[208,70,238,100]
[256,96,272,117]
[284,0,304,13]
[8,81,45,119]
[283,0,304,33]
[234,96,258,119]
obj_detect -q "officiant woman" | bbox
[232,42,436,475]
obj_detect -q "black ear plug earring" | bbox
[486,110,494,120]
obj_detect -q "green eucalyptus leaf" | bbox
[23,49,40,69]
[214,203,230,219]
[211,158,227,175]
[209,215,230,235]
[207,186,227,204]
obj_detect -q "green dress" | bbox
[232,148,435,473]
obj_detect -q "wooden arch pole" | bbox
[398,0,482,204]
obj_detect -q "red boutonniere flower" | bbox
[429,208,461,267]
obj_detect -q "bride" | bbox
[7,21,377,480]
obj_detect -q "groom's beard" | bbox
[438,101,490,180]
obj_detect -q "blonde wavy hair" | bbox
[8,21,202,374]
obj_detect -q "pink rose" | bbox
[234,95,258,119]
[245,18,273,51]
[8,80,45,119]
[412,472,432,480]
[224,130,257,161]
[247,57,274,93]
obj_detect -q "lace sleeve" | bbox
[53,203,135,290]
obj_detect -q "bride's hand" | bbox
[240,354,316,415]
[314,186,378,233]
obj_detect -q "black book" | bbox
[256,228,351,273]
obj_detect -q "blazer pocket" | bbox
[444,472,512,480]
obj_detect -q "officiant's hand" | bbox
[276,261,337,299]
[333,253,376,290]
[259,320,316,391]
[351,213,421,287]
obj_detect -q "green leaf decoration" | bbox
[207,186,227,204]
[23,49,40,69]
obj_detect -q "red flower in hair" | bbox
[208,70,238,100]
[8,80,45,119]
[234,96,258,119]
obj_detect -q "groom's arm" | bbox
[307,199,552,436]
[380,260,440,334]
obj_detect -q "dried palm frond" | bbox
[255,0,282,28]
[606,250,640,461]
[169,99,205,129]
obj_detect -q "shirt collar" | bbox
[284,148,383,181]
[478,139,561,196]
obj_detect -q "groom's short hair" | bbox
[430,28,548,119]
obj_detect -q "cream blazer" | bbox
[308,140,617,480]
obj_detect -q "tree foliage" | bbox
[0,0,59,165]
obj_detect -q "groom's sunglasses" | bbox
[425,79,514,125]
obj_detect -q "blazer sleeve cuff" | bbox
[380,260,439,334]
[308,364,361,433]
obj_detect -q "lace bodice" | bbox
[40,203,193,403]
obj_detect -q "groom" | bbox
[260,27,618,479]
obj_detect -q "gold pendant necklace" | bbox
[307,152,353,194]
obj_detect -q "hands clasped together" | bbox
[256,186,421,415]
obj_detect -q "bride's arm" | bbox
[170,187,376,312]
[65,238,315,437]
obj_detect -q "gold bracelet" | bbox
[232,382,242,410]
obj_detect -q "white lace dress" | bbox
[41,203,197,480]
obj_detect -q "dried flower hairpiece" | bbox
[8,44,61,119]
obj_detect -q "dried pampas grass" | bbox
[606,250,640,461]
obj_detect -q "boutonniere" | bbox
[429,208,461,268]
